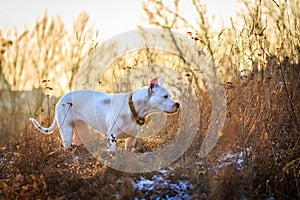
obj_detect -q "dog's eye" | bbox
[164,95,168,99]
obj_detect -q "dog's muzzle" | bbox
[165,102,180,113]
[173,102,180,109]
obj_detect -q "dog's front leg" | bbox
[108,133,117,151]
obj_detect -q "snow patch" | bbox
[213,148,252,172]
[133,168,194,199]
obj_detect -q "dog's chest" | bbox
[116,114,141,135]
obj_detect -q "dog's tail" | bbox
[29,118,57,134]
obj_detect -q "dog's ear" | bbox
[150,77,159,89]
[158,77,165,86]
[149,77,159,95]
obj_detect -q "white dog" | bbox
[30,77,180,150]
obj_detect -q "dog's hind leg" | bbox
[73,120,90,146]
[58,125,74,148]
[55,106,75,148]
[73,128,82,146]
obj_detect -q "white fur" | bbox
[30,77,180,150]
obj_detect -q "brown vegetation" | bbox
[0,0,299,199]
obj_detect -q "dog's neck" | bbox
[129,92,145,126]
[130,88,159,120]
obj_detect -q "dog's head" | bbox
[147,77,180,114]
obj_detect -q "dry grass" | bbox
[1,0,300,199]
[1,11,99,96]
[143,0,300,198]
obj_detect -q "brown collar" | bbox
[128,92,145,126]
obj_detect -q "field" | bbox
[1,0,300,199]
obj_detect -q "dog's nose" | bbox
[174,102,180,109]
